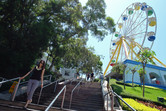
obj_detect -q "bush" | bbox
[94,78,100,82]
[121,98,159,111]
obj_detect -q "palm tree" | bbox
[131,67,137,87]
[137,68,145,89]
[139,48,156,97]
[126,66,137,88]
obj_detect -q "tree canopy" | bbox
[0,0,115,78]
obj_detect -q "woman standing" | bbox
[20,60,45,109]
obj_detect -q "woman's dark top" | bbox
[30,66,42,81]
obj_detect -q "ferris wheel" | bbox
[104,2,157,75]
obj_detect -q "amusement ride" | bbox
[104,2,166,75]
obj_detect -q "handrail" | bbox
[44,75,52,82]
[70,78,77,85]
[12,78,21,101]
[37,79,62,104]
[113,91,136,111]
[0,75,52,102]
[69,79,83,109]
[0,78,6,88]
[104,90,136,111]
[45,85,66,111]
[0,77,20,84]
[0,77,21,101]
[0,75,51,85]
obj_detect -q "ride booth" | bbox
[124,59,166,90]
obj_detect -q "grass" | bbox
[109,79,166,106]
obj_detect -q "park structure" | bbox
[104,2,166,89]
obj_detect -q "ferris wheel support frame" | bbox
[116,39,123,63]
[104,2,166,76]
[104,42,120,76]
[104,38,166,76]
[122,37,129,59]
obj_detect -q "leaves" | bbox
[111,63,126,75]
[0,0,115,78]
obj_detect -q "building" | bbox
[60,68,76,79]
[124,59,166,89]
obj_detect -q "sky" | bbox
[80,0,166,74]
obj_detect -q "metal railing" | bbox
[104,90,136,111]
[0,78,5,88]
[44,75,52,83]
[0,77,21,101]
[0,77,20,84]
[69,79,83,109]
[45,85,66,111]
[0,75,52,102]
[37,78,63,104]
[70,78,76,85]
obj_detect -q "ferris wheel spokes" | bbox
[127,18,147,36]
[126,10,144,34]
[105,2,158,76]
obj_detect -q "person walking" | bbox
[100,74,104,84]
[76,72,80,79]
[86,73,90,81]
[90,72,94,82]
[20,60,45,109]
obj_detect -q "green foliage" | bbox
[0,0,52,78]
[121,98,159,111]
[109,79,166,106]
[43,0,115,72]
[139,48,156,97]
[139,48,156,65]
[111,63,126,75]
[94,78,100,82]
[0,0,115,78]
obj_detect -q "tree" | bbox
[126,66,137,87]
[111,63,127,89]
[43,0,115,71]
[137,68,146,89]
[62,38,103,74]
[139,48,156,97]
[0,0,115,78]
[0,0,53,78]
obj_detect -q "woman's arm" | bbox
[20,67,35,80]
[41,69,45,88]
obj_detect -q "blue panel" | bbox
[123,59,166,71]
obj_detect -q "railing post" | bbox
[69,79,83,109]
[69,91,73,109]
[54,81,57,92]
[49,75,52,82]
[107,94,108,111]
[111,91,114,111]
[61,86,66,109]
[37,88,43,104]
[12,78,21,101]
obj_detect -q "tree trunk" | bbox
[48,57,55,71]
[123,73,125,90]
[143,65,145,97]
[45,55,49,68]
[140,76,142,90]
[132,74,134,87]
